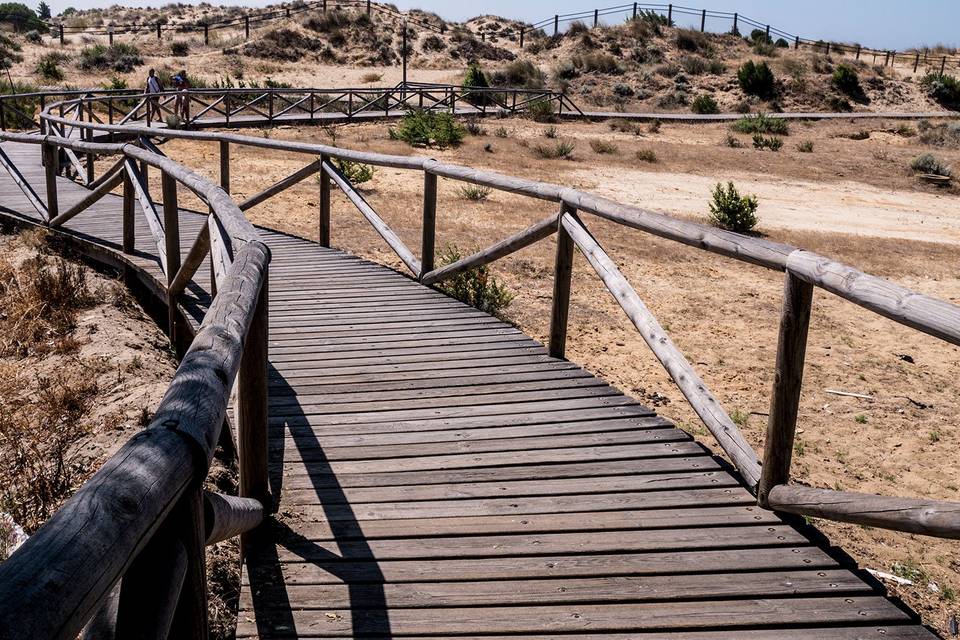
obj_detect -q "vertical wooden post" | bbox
[825,41,830,56]
[167,489,208,640]
[420,171,437,280]
[855,44,861,59]
[319,155,330,247]
[0,99,6,132]
[59,24,64,45]
[219,140,230,193]
[914,52,920,72]
[667,4,672,25]
[732,13,737,34]
[42,143,58,221]
[268,91,274,123]
[941,56,947,77]
[204,24,209,45]
[549,205,576,359]
[554,14,558,36]
[85,100,95,185]
[156,22,161,40]
[758,272,814,506]
[162,171,182,347]
[122,169,135,254]
[632,2,637,19]
[366,0,371,15]
[594,9,599,27]
[519,28,524,49]
[700,9,706,32]
[238,266,270,510]
[245,15,250,38]
[765,24,770,39]
[794,36,799,49]
[39,94,46,134]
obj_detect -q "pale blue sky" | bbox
[47,0,955,51]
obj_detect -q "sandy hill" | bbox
[0,2,954,114]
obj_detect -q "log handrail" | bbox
[34,93,960,530]
[0,129,270,639]
[0,76,957,639]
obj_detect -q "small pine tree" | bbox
[36,0,50,19]
[708,182,759,232]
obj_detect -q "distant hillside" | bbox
[1,2,955,115]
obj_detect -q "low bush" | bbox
[361,71,383,83]
[911,153,952,177]
[491,60,545,89]
[572,52,621,75]
[527,98,556,123]
[333,158,375,184]
[749,28,772,45]
[458,184,491,201]
[920,73,960,110]
[737,60,776,98]
[832,63,862,96]
[170,40,190,57]
[635,149,658,163]
[436,245,513,318]
[691,94,719,114]
[589,139,618,154]
[752,134,783,151]
[917,120,960,147]
[680,55,707,75]
[723,134,744,148]
[731,112,789,135]
[36,54,64,81]
[532,141,576,159]
[493,126,509,138]
[0,79,39,128]
[78,42,143,73]
[389,110,465,148]
[708,181,758,232]
[465,119,485,136]
[676,29,708,52]
[797,140,814,152]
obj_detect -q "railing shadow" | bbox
[246,364,391,638]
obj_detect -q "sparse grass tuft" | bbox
[752,134,783,151]
[361,71,383,84]
[458,184,492,201]
[797,140,814,153]
[723,134,744,148]
[635,149,658,163]
[589,139,618,154]
[543,125,558,138]
[532,141,576,160]
[854,414,868,424]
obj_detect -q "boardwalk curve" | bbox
[0,87,955,639]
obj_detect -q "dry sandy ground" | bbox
[148,115,960,636]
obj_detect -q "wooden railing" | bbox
[0,83,957,637]
[0,129,271,639]
[0,85,581,136]
[39,91,960,542]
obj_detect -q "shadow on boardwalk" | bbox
[245,365,391,637]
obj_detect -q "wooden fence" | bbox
[0,127,271,638]
[522,2,960,75]
[0,84,957,637]
[0,85,582,135]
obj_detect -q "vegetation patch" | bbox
[732,112,789,135]
[691,94,719,114]
[911,153,952,177]
[333,158,375,184]
[78,43,143,73]
[589,139,618,154]
[389,110,465,148]
[921,73,960,110]
[436,245,513,318]
[458,184,492,201]
[708,181,758,232]
[752,134,783,151]
[737,60,776,98]
[532,141,576,160]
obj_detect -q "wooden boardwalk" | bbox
[0,140,937,639]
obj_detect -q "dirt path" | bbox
[572,167,960,244]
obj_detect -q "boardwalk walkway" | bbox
[0,139,937,639]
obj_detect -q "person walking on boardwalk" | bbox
[144,69,163,121]
[172,69,191,120]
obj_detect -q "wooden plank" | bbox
[238,158,321,211]
[236,597,911,635]
[124,159,167,274]
[239,568,872,609]
[238,628,934,640]
[246,546,839,585]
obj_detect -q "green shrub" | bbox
[749,28,772,45]
[0,2,45,32]
[732,112,789,135]
[389,110,465,148]
[691,94,719,114]
[35,54,63,81]
[78,43,143,73]
[775,37,789,48]
[708,182,758,232]
[911,153,952,177]
[458,184,491,201]
[463,62,491,106]
[436,245,513,318]
[0,80,39,128]
[527,98,556,123]
[635,149,657,163]
[752,134,783,151]
[921,73,960,109]
[491,60,545,89]
[533,141,575,159]
[333,158,375,184]
[737,60,776,98]
[832,64,862,96]
[797,140,814,152]
[676,29,708,52]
